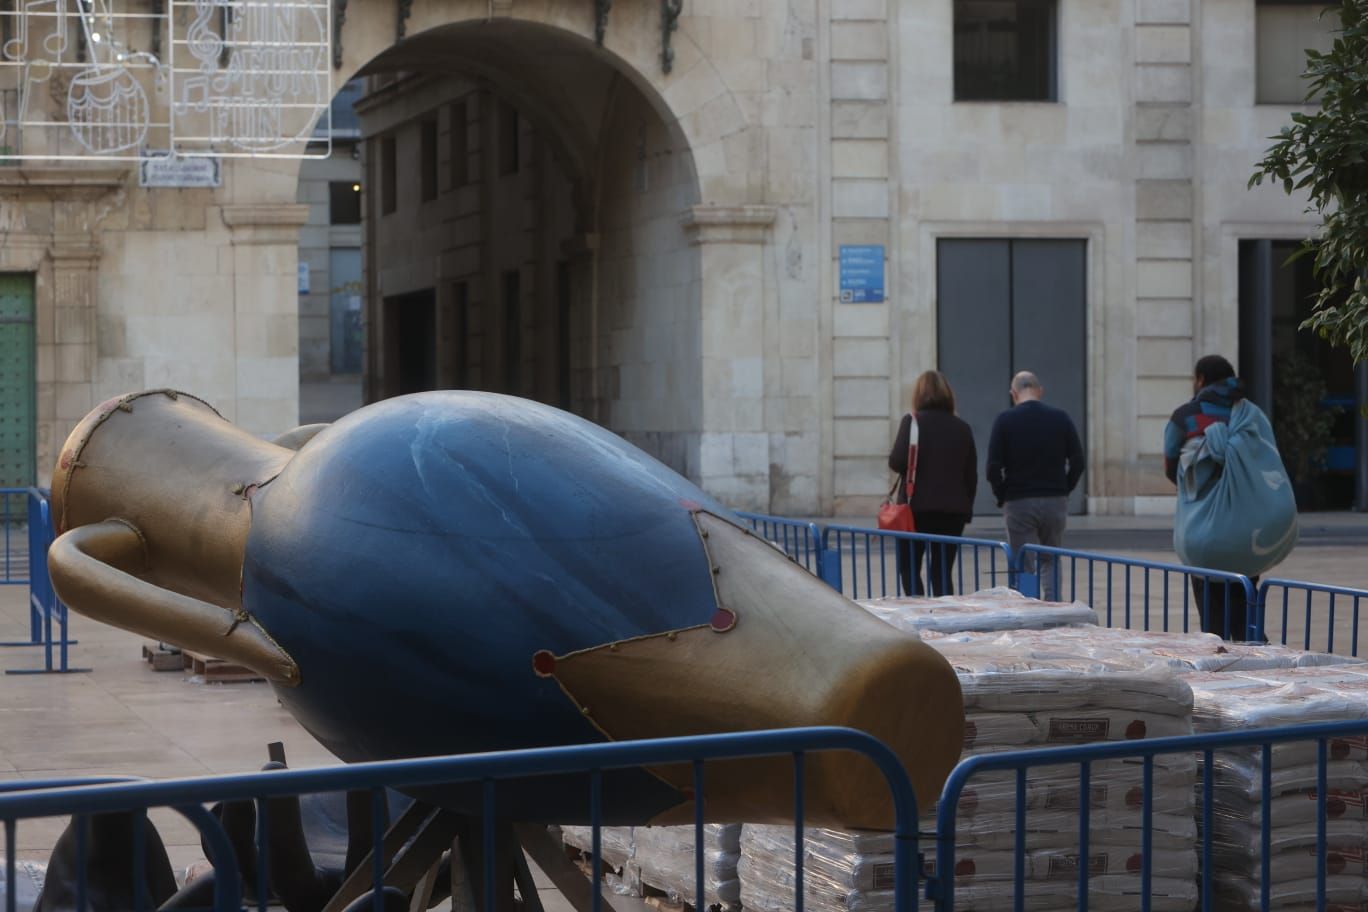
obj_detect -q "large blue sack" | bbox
[1174,398,1298,577]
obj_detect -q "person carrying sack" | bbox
[884,371,978,596]
[1164,354,1297,641]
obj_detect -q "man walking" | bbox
[986,371,1085,601]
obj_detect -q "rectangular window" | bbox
[385,289,437,395]
[329,181,362,225]
[502,270,521,393]
[953,0,1057,102]
[450,101,469,187]
[380,135,397,215]
[557,261,571,409]
[499,101,520,175]
[454,281,470,388]
[420,118,438,201]
[1256,1,1335,104]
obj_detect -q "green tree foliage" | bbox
[1250,0,1368,364]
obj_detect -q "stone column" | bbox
[1132,5,1196,513]
[46,241,101,480]
[682,204,776,512]
[221,203,311,435]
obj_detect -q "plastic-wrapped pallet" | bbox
[931,626,1365,674]
[1185,665,1368,910]
[560,825,636,872]
[739,826,899,912]
[632,824,741,909]
[858,587,1098,637]
[933,636,1199,909]
[739,824,1198,912]
[928,638,1196,743]
[0,862,44,912]
[739,633,1200,912]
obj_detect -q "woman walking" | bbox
[887,371,978,596]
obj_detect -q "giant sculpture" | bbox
[42,389,963,909]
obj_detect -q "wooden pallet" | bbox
[141,641,183,671]
[182,648,264,683]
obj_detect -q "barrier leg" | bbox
[817,547,844,593]
[6,599,90,675]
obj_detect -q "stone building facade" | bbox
[2,0,1355,516]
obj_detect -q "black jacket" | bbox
[985,400,1085,505]
[888,409,978,518]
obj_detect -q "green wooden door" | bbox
[0,274,35,521]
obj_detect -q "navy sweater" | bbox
[985,400,1085,505]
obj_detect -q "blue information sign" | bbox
[839,245,885,303]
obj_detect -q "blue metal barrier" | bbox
[734,511,825,576]
[821,524,1016,600]
[1259,578,1368,657]
[0,727,921,912]
[0,487,31,589]
[3,489,87,675]
[1012,544,1260,641]
[933,718,1368,912]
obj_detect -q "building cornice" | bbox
[680,205,777,246]
[220,203,311,229]
[0,167,129,198]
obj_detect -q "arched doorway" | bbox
[298,15,711,481]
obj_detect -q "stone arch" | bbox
[319,3,745,205]
[277,2,782,505]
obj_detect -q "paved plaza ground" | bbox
[0,515,1363,891]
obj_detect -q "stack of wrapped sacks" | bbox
[738,827,898,912]
[858,587,1098,636]
[632,825,742,910]
[926,626,1363,673]
[740,629,1201,912]
[560,826,639,894]
[1184,665,1368,910]
[560,825,743,909]
[925,635,1201,911]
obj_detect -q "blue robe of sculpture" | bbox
[243,392,731,821]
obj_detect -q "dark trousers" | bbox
[896,512,968,597]
[1191,575,1262,641]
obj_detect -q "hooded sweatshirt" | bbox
[1163,377,1246,485]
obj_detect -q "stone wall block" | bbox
[831,62,888,100]
[1136,106,1193,142]
[1137,259,1193,298]
[1135,64,1192,104]
[1136,180,1193,219]
[1135,25,1191,64]
[1136,0,1191,24]
[832,101,889,139]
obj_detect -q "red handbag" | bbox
[877,414,919,532]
